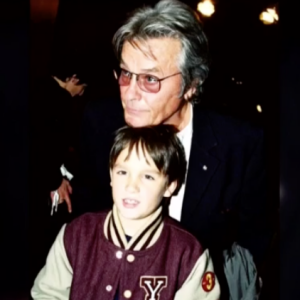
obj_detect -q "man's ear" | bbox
[183,87,196,101]
[163,181,177,198]
[183,80,198,101]
[113,70,118,80]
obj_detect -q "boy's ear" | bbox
[109,170,113,186]
[163,181,177,198]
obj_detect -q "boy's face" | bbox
[110,144,176,222]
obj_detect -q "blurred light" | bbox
[256,105,262,113]
[197,0,215,17]
[259,7,279,25]
[232,77,235,81]
[267,8,279,21]
[259,12,273,24]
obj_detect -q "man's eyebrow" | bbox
[120,59,160,74]
[140,67,160,73]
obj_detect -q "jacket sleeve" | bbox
[31,225,73,300]
[71,101,113,211]
[34,77,73,192]
[70,102,99,208]
[45,84,72,191]
[174,249,221,300]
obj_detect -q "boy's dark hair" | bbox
[109,124,187,196]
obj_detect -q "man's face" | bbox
[119,38,188,128]
[110,144,175,222]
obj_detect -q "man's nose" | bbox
[125,75,142,100]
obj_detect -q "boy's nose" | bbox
[125,177,139,193]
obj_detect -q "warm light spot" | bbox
[256,105,262,113]
[259,7,279,25]
[197,0,215,17]
[267,8,279,21]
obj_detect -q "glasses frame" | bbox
[114,67,181,93]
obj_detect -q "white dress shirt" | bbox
[169,104,193,221]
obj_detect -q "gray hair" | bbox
[112,0,210,103]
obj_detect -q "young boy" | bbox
[31,125,220,300]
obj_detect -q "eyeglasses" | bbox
[114,67,181,93]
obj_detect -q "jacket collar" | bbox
[104,205,164,251]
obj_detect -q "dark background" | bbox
[0,0,286,298]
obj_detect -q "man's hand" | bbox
[53,74,87,97]
[50,178,72,213]
[64,74,87,97]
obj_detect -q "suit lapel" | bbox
[181,107,221,222]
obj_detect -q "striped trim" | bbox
[104,205,164,251]
[139,220,162,251]
[111,212,126,248]
[104,211,112,241]
[128,212,162,251]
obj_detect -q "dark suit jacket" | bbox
[71,98,270,266]
[32,76,73,192]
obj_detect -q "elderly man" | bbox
[55,0,270,295]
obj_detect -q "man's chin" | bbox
[124,115,149,128]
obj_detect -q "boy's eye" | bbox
[117,170,127,175]
[145,174,155,180]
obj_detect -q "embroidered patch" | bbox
[140,276,167,300]
[201,272,215,292]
